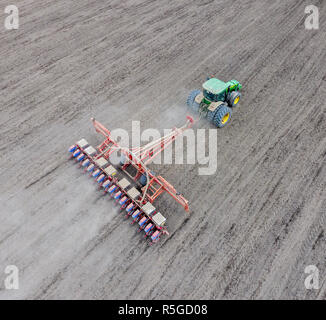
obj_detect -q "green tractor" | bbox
[187,77,242,127]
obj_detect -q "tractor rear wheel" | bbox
[187,90,201,112]
[213,105,232,128]
[207,110,216,122]
[228,91,241,108]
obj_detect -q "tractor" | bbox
[187,77,242,127]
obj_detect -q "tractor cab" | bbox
[202,78,241,103]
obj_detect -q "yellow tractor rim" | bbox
[234,96,240,105]
[222,113,230,124]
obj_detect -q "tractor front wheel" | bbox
[187,90,201,112]
[213,105,232,128]
[228,91,241,108]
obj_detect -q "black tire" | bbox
[207,110,216,122]
[139,171,156,186]
[139,174,147,186]
[213,105,232,128]
[186,90,201,112]
[228,91,241,108]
